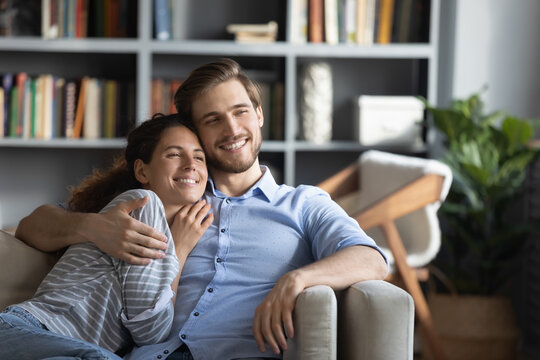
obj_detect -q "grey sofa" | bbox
[0,229,414,359]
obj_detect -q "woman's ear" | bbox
[134,159,149,185]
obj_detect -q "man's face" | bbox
[191,79,263,174]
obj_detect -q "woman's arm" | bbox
[15,197,169,265]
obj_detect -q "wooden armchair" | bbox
[318,150,453,360]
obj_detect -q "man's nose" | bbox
[223,114,241,135]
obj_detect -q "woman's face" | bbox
[135,126,208,207]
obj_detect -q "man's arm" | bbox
[15,197,169,265]
[252,245,388,355]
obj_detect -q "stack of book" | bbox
[290,0,430,45]
[0,73,135,140]
[226,21,278,44]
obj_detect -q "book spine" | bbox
[63,80,76,138]
[9,87,18,137]
[2,74,13,137]
[0,87,3,137]
[377,0,394,44]
[22,79,32,138]
[154,0,171,40]
[308,0,324,43]
[325,0,339,44]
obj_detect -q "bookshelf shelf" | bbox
[0,0,440,228]
[0,138,125,149]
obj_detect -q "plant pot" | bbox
[424,294,520,360]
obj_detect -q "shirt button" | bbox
[216,258,222,263]
[208,288,214,293]
[157,356,162,359]
[194,312,199,316]
[220,228,226,233]
[164,350,169,354]
[181,334,186,339]
[226,198,231,204]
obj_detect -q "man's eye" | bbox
[167,153,181,157]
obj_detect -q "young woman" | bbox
[0,113,213,359]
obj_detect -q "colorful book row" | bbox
[41,0,137,39]
[291,0,430,45]
[1,73,135,140]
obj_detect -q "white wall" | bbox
[439,0,540,119]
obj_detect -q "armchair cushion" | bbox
[336,150,452,268]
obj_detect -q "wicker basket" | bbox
[424,294,520,360]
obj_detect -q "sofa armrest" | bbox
[284,285,337,360]
[339,280,415,360]
[0,230,59,310]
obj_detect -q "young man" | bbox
[16,59,388,360]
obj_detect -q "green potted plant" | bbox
[422,90,540,360]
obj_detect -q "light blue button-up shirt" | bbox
[126,167,386,360]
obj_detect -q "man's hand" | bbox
[87,196,169,265]
[253,270,306,355]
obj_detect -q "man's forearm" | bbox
[15,204,90,252]
[294,245,388,290]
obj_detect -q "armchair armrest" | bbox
[284,280,414,360]
[340,280,414,360]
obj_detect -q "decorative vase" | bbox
[424,294,520,360]
[299,62,333,144]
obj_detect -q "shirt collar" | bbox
[206,166,278,202]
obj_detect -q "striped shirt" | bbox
[17,189,179,354]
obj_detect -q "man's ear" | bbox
[134,159,149,185]
[256,105,264,128]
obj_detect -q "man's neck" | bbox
[209,160,264,197]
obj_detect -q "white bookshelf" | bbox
[0,0,440,227]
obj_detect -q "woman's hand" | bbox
[170,200,213,260]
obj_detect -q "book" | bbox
[9,86,18,137]
[363,0,376,45]
[33,76,43,138]
[62,79,76,138]
[290,0,308,44]
[29,78,37,138]
[103,80,116,138]
[233,32,277,44]
[308,0,324,43]
[2,74,13,136]
[73,76,89,138]
[325,0,339,44]
[377,0,394,44]
[0,87,3,137]
[151,78,164,114]
[53,77,65,137]
[15,72,27,137]
[154,0,170,40]
[355,0,366,44]
[41,74,54,139]
[344,0,357,44]
[22,78,32,138]
[83,78,101,139]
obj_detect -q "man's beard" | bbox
[207,138,261,174]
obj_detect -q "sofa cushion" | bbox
[0,230,59,310]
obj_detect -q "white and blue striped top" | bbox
[17,189,179,354]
